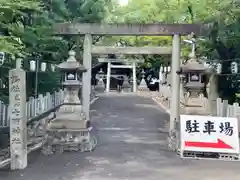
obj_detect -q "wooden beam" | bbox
[53,23,209,35]
[92,46,172,55]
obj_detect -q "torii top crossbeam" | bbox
[53,23,209,36]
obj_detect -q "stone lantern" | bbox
[58,50,87,107]
[122,75,131,92]
[43,50,95,155]
[95,68,105,92]
[138,69,148,90]
[177,38,208,114]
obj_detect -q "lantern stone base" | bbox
[50,105,89,129]
[138,87,149,92]
[41,127,97,155]
[41,104,96,155]
[122,87,131,92]
[138,78,148,91]
[183,96,206,115]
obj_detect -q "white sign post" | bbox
[9,68,27,170]
[180,115,240,155]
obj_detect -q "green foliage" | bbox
[1,0,239,103]
[188,0,240,103]
[105,0,198,67]
[0,0,109,102]
[105,0,240,102]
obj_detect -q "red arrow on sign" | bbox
[185,139,233,149]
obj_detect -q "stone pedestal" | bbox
[44,129,94,154]
[138,78,147,88]
[43,110,95,155]
[48,109,88,130]
[122,76,131,92]
[183,92,206,115]
[95,69,105,93]
[95,78,105,92]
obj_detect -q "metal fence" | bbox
[0,90,64,127]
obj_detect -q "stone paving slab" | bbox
[1,94,240,180]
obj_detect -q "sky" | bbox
[118,0,129,6]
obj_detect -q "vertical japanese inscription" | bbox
[10,75,22,146]
[9,69,27,169]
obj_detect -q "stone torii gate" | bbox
[53,23,206,147]
[98,57,144,93]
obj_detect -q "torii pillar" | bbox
[106,60,111,92]
[132,61,137,92]
[82,34,92,120]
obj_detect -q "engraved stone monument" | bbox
[9,64,27,170]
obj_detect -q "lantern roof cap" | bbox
[181,57,207,72]
[58,50,86,72]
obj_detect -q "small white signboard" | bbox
[180,115,240,154]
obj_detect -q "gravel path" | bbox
[1,94,240,180]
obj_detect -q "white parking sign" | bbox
[180,115,240,154]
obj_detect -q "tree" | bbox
[106,0,240,102]
[103,0,193,75]
[0,0,110,102]
[186,0,240,103]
